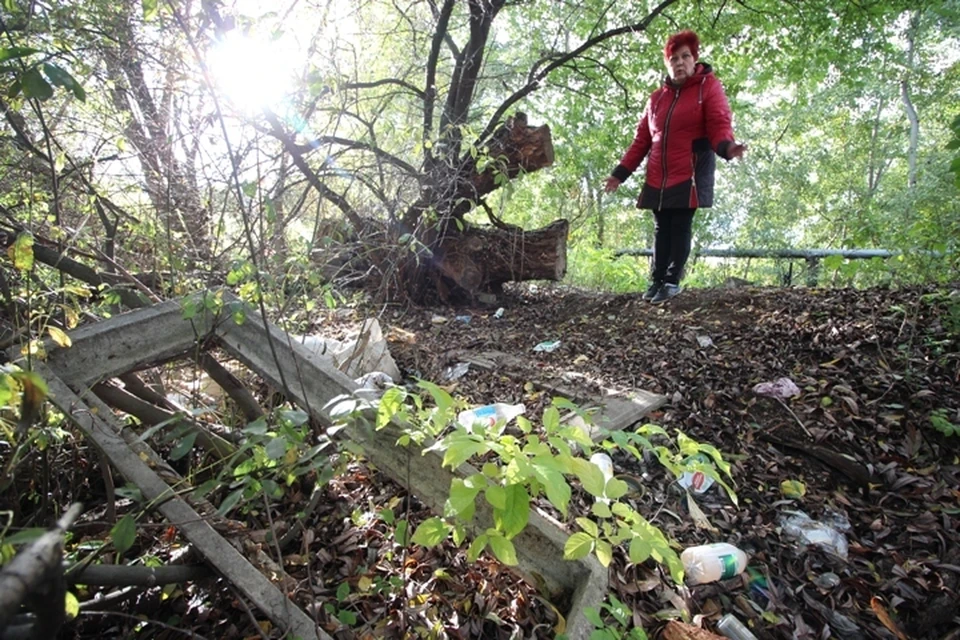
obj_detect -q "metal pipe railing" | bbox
[613,247,946,286]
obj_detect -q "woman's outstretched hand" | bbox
[728,142,747,159]
[604,176,622,193]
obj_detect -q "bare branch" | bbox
[424,0,457,147]
[293,136,420,177]
[341,78,425,100]
[480,0,680,143]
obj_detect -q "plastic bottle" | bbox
[589,452,615,504]
[716,614,759,640]
[680,543,748,585]
[457,403,526,429]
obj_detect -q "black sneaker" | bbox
[642,282,662,301]
[651,283,681,304]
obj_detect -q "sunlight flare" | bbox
[207,30,299,112]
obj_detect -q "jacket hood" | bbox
[663,61,714,88]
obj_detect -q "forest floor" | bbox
[378,282,960,640]
[54,282,960,639]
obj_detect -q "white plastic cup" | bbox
[680,543,748,585]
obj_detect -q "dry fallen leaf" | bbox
[661,620,725,640]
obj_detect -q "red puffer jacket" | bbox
[611,62,736,210]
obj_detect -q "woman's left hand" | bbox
[728,142,747,159]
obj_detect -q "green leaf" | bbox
[607,595,631,625]
[410,517,450,548]
[336,581,350,601]
[628,536,651,564]
[376,386,407,430]
[495,484,530,539]
[487,533,518,565]
[446,478,480,519]
[591,502,612,518]
[584,607,604,627]
[564,532,594,560]
[595,539,613,567]
[467,534,488,562]
[218,488,244,515]
[243,417,268,435]
[142,0,158,19]
[604,477,629,500]
[542,405,560,433]
[64,592,80,619]
[338,609,357,625]
[535,466,571,516]
[394,519,408,546]
[169,431,197,461]
[42,63,85,101]
[21,67,53,100]
[571,457,605,497]
[484,484,506,510]
[7,232,33,271]
[0,46,41,62]
[265,437,287,460]
[3,528,44,545]
[576,516,599,538]
[110,515,137,555]
[441,436,487,469]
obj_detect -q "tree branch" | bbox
[292,136,420,177]
[480,0,680,144]
[262,111,366,231]
[424,0,457,148]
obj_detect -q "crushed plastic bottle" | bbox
[441,362,471,381]
[680,543,748,585]
[716,614,759,640]
[533,339,561,353]
[779,510,848,559]
[457,403,526,430]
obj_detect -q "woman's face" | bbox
[666,45,696,82]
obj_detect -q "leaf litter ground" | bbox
[383,283,960,639]
[63,283,958,639]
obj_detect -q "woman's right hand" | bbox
[604,176,621,193]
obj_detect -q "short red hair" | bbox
[664,30,700,61]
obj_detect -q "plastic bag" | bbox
[779,510,848,559]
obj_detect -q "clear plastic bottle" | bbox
[457,403,526,429]
[680,543,748,585]
[716,614,759,640]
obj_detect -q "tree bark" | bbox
[431,218,568,303]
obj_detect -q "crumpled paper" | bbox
[752,377,801,399]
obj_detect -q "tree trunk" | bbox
[429,218,568,304]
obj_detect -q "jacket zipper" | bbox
[659,87,681,210]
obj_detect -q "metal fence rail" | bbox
[613,247,945,286]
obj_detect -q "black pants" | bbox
[651,208,696,285]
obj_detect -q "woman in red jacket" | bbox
[605,30,746,304]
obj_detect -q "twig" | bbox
[775,397,813,439]
[228,586,270,640]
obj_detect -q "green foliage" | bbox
[928,409,959,437]
[109,514,137,556]
[580,595,648,640]
[210,408,336,517]
[948,114,960,188]
[361,384,737,584]
[0,46,86,101]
